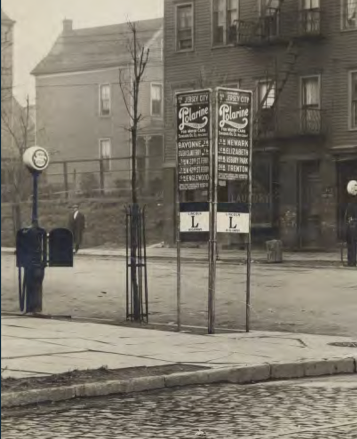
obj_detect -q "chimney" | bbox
[62,19,73,34]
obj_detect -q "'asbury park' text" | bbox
[179,106,209,131]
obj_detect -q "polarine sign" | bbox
[176,90,211,192]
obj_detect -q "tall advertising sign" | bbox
[175,89,212,332]
[215,87,253,332]
[216,88,252,235]
[175,87,253,335]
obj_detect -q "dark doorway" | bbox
[298,160,321,248]
[336,159,357,241]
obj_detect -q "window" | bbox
[302,0,320,7]
[176,4,194,51]
[160,38,164,61]
[301,76,320,108]
[301,0,320,33]
[342,0,357,29]
[260,0,280,16]
[350,71,357,129]
[151,84,163,117]
[212,0,238,45]
[99,139,112,171]
[258,80,276,108]
[99,84,111,116]
[2,30,10,43]
[259,0,280,37]
[258,80,276,133]
[301,76,321,132]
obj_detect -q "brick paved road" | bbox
[2,376,357,438]
[1,254,357,335]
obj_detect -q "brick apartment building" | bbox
[1,9,35,160]
[1,9,14,98]
[163,0,357,249]
[1,9,15,156]
[31,18,164,194]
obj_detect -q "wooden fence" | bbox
[1,155,163,201]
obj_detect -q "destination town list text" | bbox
[217,89,251,186]
[177,90,210,191]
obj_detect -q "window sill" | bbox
[348,127,357,132]
[211,43,236,50]
[99,114,112,118]
[340,27,357,33]
[176,48,195,53]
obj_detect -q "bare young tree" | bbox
[118,20,150,322]
[119,20,150,205]
[1,95,34,237]
[1,30,13,103]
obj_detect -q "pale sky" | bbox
[2,0,163,105]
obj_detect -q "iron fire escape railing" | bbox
[236,0,286,46]
[253,40,299,139]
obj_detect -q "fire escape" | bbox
[236,0,325,143]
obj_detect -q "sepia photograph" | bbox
[1,0,357,437]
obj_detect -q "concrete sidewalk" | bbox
[2,316,356,378]
[1,246,342,265]
[1,316,356,407]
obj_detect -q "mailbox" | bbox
[16,227,47,268]
[48,228,73,267]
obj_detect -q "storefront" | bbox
[217,152,279,246]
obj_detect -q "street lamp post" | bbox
[18,146,50,313]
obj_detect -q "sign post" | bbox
[20,146,50,312]
[175,87,253,334]
[176,89,212,333]
[215,87,253,332]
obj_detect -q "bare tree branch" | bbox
[119,68,135,123]
[1,89,35,233]
[118,19,151,205]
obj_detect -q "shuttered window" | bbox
[342,0,357,29]
[176,4,194,51]
[99,139,111,172]
[99,84,111,116]
[212,0,238,45]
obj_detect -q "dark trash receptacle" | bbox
[48,228,73,267]
[266,239,283,263]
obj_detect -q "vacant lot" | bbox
[2,254,356,336]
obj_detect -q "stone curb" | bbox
[2,357,356,409]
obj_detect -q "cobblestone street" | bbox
[2,376,357,438]
[1,254,357,335]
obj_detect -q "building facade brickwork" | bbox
[163,0,357,249]
[32,18,164,194]
[1,9,15,157]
